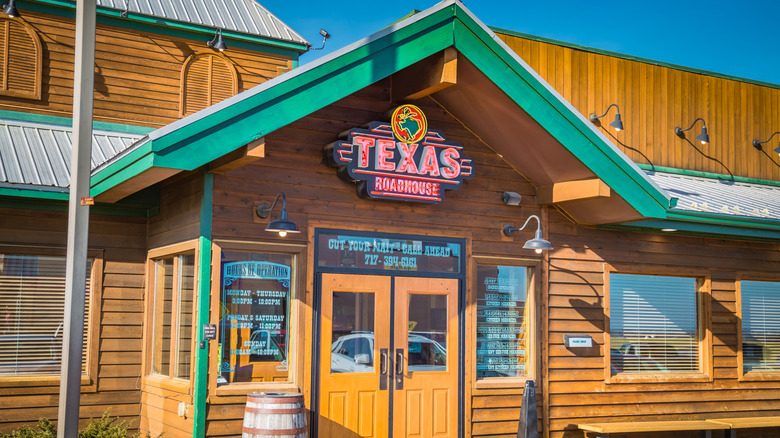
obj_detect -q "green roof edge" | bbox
[0,110,155,134]
[491,26,780,90]
[91,2,671,222]
[638,164,780,188]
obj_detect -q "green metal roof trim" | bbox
[90,0,672,220]
[0,110,155,135]
[492,27,780,90]
[19,0,309,55]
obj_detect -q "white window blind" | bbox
[741,280,780,373]
[0,254,91,376]
[610,273,698,374]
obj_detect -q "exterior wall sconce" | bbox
[207,29,227,52]
[675,117,709,144]
[589,103,623,131]
[309,28,331,51]
[3,0,19,17]
[503,215,553,254]
[256,193,300,237]
[752,132,780,155]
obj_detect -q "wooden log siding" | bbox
[0,208,147,434]
[206,81,542,437]
[0,10,292,128]
[546,211,780,438]
[496,32,780,182]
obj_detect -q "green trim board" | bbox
[0,110,155,135]
[605,219,780,242]
[193,171,213,438]
[491,27,780,90]
[90,0,673,221]
[18,0,308,56]
[638,164,780,188]
[0,186,69,201]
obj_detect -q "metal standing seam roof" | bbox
[94,0,309,46]
[646,171,780,221]
[0,119,143,189]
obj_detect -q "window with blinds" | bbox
[609,273,699,375]
[149,253,195,381]
[0,18,42,100]
[741,280,780,373]
[180,52,237,117]
[0,254,92,376]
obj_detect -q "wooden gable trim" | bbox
[536,178,611,205]
[209,137,265,174]
[0,17,42,100]
[392,47,458,101]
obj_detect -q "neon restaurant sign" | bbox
[325,104,474,203]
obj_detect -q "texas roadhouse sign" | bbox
[325,104,474,203]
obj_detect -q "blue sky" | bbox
[266,0,779,86]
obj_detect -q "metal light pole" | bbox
[57,0,96,436]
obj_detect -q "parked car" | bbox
[330,332,447,373]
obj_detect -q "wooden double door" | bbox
[318,273,459,438]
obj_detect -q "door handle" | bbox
[395,348,404,390]
[379,348,388,390]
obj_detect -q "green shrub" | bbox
[1,412,158,438]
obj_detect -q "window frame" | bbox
[736,274,780,381]
[0,245,102,392]
[209,240,306,397]
[470,256,540,391]
[0,17,43,100]
[142,240,199,395]
[604,265,712,384]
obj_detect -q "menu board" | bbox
[317,231,461,274]
[219,252,292,383]
[476,265,527,379]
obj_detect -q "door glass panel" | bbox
[331,292,375,373]
[407,294,447,371]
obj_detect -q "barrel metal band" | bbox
[245,407,306,414]
[246,396,304,404]
[242,426,307,435]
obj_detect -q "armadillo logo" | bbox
[325,105,474,204]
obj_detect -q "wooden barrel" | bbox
[242,392,307,438]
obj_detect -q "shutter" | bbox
[0,19,41,99]
[0,255,91,376]
[182,56,211,116]
[610,273,699,374]
[210,57,235,105]
[741,280,780,372]
[181,53,237,117]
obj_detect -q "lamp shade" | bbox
[523,229,553,253]
[3,0,19,17]
[609,113,624,131]
[695,126,709,144]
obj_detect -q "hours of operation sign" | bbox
[476,265,528,379]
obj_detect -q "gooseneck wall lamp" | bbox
[752,132,780,155]
[589,103,623,131]
[675,117,709,144]
[207,29,227,52]
[3,0,19,17]
[256,193,300,237]
[503,215,553,254]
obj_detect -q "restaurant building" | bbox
[2,1,780,437]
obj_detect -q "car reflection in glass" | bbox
[330,332,446,373]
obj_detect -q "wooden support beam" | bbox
[209,137,265,174]
[95,167,181,203]
[536,178,611,205]
[392,47,458,101]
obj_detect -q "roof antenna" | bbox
[309,28,331,51]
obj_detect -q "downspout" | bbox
[193,171,213,438]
